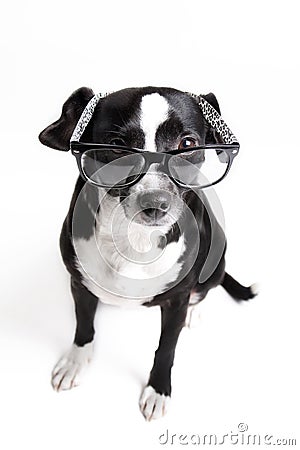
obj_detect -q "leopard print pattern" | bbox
[188,92,238,144]
[70,91,238,145]
[70,92,110,143]
[199,97,238,144]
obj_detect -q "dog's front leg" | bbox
[51,277,98,391]
[140,298,189,420]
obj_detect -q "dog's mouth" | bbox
[122,199,183,228]
[137,208,171,226]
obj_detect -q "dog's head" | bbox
[39,87,224,229]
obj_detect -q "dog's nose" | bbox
[138,190,171,218]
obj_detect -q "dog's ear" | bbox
[201,92,222,144]
[202,92,221,114]
[39,87,94,151]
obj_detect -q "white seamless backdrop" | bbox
[0,1,299,449]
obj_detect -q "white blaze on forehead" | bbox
[140,93,169,152]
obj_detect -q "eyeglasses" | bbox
[69,90,240,189]
[70,142,239,189]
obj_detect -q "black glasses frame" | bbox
[70,141,240,189]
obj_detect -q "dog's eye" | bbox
[178,137,197,150]
[110,138,126,147]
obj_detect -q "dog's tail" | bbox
[221,272,259,301]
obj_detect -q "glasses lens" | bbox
[168,148,230,187]
[81,148,145,187]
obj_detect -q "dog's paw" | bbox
[185,303,201,328]
[139,385,170,421]
[51,342,93,392]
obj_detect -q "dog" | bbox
[39,86,257,421]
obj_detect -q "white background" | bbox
[1,1,299,449]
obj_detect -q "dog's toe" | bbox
[139,385,170,421]
[51,342,93,392]
[52,364,80,391]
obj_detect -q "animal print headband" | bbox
[70,91,238,145]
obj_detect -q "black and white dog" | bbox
[39,86,257,421]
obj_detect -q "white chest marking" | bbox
[140,93,169,152]
[73,195,186,307]
[74,232,185,307]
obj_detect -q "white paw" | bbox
[185,303,201,328]
[139,385,170,421]
[51,342,93,392]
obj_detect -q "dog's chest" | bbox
[73,224,185,307]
